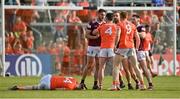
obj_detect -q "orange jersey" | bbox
[8,36,15,46]
[97,23,117,48]
[13,21,27,32]
[140,15,151,24]
[63,46,70,62]
[14,49,24,54]
[117,20,136,48]
[142,32,153,51]
[16,10,34,24]
[50,76,78,90]
[48,48,58,55]
[77,1,89,16]
[26,36,34,49]
[56,2,69,17]
[73,49,84,65]
[36,46,47,53]
[54,17,64,30]
[5,45,14,54]
[89,10,97,19]
[68,16,81,30]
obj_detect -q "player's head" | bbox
[97,9,106,21]
[145,24,151,32]
[120,11,128,20]
[113,11,120,23]
[131,14,140,25]
[106,12,114,21]
[137,25,146,33]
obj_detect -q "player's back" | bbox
[118,20,136,48]
[50,76,78,90]
[98,23,117,48]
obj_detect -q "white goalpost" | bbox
[173,0,177,76]
[1,1,177,77]
[2,0,5,77]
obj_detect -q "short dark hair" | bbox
[113,11,119,14]
[132,14,140,19]
[98,9,106,13]
[120,11,128,19]
[106,12,114,21]
[145,24,150,28]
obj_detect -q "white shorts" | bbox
[99,48,115,57]
[39,74,52,90]
[137,51,149,61]
[115,48,136,58]
[87,46,100,57]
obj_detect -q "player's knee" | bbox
[87,62,94,67]
[87,65,93,70]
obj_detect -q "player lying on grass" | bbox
[9,74,86,90]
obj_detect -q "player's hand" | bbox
[135,49,138,53]
[92,34,99,39]
[114,47,117,53]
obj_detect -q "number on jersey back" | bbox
[64,77,73,84]
[125,22,132,34]
[105,27,112,35]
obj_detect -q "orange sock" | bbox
[140,80,144,85]
[113,81,119,85]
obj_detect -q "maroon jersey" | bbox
[86,19,103,46]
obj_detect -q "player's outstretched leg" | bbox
[9,86,19,90]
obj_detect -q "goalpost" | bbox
[173,0,177,76]
[1,0,177,77]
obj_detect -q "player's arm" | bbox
[115,26,121,48]
[10,85,40,90]
[85,24,99,39]
[92,24,101,36]
[135,30,140,50]
[92,29,99,35]
[80,23,86,39]
[85,29,99,39]
[139,32,146,39]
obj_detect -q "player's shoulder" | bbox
[87,18,97,27]
[116,22,121,26]
[126,20,134,25]
[96,22,106,30]
[64,76,75,79]
[105,23,117,27]
[117,21,125,27]
[99,21,106,26]
[129,21,136,29]
[112,23,117,27]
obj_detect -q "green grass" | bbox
[0,76,180,98]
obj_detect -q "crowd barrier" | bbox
[153,54,180,76]
[5,54,52,76]
[4,53,180,76]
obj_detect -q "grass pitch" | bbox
[0,76,180,98]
